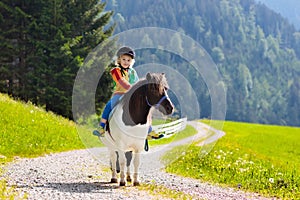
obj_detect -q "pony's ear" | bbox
[146,73,152,81]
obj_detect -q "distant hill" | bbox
[256,0,300,30]
[105,0,300,126]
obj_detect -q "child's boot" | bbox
[93,126,105,137]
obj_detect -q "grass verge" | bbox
[139,183,197,200]
[0,93,97,198]
[163,120,300,199]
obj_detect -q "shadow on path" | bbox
[16,181,122,193]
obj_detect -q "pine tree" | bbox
[0,0,114,119]
[0,1,33,99]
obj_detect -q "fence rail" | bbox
[152,117,187,138]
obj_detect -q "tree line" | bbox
[1,0,300,126]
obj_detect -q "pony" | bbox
[101,72,174,186]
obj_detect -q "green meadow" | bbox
[2,93,300,199]
[164,120,300,199]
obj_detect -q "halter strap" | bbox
[146,95,167,109]
[145,81,168,109]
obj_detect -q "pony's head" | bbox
[145,73,174,115]
[120,72,174,126]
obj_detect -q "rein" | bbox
[144,85,167,152]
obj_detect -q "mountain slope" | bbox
[256,0,300,30]
[105,0,300,126]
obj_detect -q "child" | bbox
[94,46,139,136]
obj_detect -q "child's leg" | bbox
[99,94,121,128]
[110,94,122,108]
[148,126,152,133]
[99,100,112,128]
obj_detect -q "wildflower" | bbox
[269,178,274,183]
[239,168,247,173]
[277,172,283,176]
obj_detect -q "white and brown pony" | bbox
[101,72,174,186]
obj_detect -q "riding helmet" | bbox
[117,46,135,59]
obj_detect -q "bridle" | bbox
[145,87,168,109]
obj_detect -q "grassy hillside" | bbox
[164,120,300,199]
[0,93,93,161]
[0,93,102,199]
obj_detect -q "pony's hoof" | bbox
[133,181,140,186]
[126,176,132,182]
[111,178,118,183]
[119,181,126,186]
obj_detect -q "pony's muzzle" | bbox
[165,103,174,115]
[158,102,174,115]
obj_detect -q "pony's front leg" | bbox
[118,150,126,186]
[110,151,118,183]
[133,152,141,186]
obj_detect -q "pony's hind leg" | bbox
[110,151,118,183]
[133,152,140,186]
[126,151,132,182]
[118,150,126,186]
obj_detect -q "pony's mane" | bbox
[121,78,147,105]
[121,73,168,105]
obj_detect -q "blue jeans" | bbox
[101,94,122,120]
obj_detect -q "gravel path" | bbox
[3,121,276,200]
